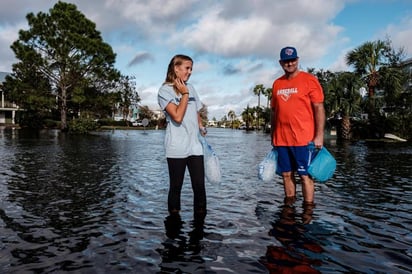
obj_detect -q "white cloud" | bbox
[0,0,410,119]
[0,22,26,71]
[382,15,412,57]
[173,9,273,57]
[329,49,351,72]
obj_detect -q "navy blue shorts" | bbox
[276,145,314,176]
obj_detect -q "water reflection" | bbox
[157,212,206,272]
[261,203,323,274]
[2,129,119,271]
[0,127,411,273]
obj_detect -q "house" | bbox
[401,57,412,89]
[207,120,217,127]
[0,72,22,125]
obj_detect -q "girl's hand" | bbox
[200,127,207,136]
[174,78,188,94]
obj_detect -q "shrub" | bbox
[44,119,60,128]
[69,118,99,134]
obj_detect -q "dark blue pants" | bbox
[166,155,206,213]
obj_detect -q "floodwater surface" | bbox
[0,127,411,273]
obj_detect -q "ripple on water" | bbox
[0,128,411,273]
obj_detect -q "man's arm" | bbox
[270,107,276,146]
[312,102,325,147]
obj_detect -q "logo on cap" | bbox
[284,48,294,56]
[280,46,298,61]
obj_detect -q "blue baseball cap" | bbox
[280,46,298,61]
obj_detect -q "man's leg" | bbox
[282,171,296,205]
[300,175,314,203]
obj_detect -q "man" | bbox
[271,46,325,206]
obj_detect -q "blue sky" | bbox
[0,0,411,120]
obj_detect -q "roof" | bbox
[0,71,10,83]
[401,57,412,67]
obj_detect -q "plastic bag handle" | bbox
[307,142,320,166]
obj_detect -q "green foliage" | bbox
[109,75,141,123]
[6,1,121,131]
[44,119,60,128]
[263,87,272,108]
[253,84,265,108]
[345,39,405,110]
[68,118,99,134]
[3,64,54,112]
[310,40,410,140]
[378,65,408,106]
[261,107,271,127]
[2,9,409,142]
[383,110,412,140]
[15,108,60,129]
[199,103,208,125]
[96,118,112,126]
[331,72,362,117]
[350,119,371,140]
[18,111,47,129]
[138,105,155,121]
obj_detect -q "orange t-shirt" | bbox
[271,71,324,146]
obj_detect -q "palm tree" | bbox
[242,104,254,130]
[378,65,407,107]
[327,72,363,140]
[263,87,272,109]
[346,40,387,98]
[199,103,208,125]
[253,84,265,130]
[253,84,265,109]
[259,87,272,130]
[346,40,404,111]
[346,39,406,137]
[227,110,236,129]
[309,68,338,120]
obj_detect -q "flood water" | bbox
[0,127,411,273]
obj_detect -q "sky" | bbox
[0,0,411,120]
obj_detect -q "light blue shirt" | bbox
[158,83,203,158]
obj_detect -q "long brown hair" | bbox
[164,54,193,85]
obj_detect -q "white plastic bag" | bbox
[258,148,278,182]
[200,136,221,183]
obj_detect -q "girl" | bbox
[157,54,207,220]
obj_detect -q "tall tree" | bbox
[137,105,155,121]
[227,110,236,129]
[327,72,363,140]
[242,104,253,130]
[346,39,406,137]
[111,75,140,122]
[263,87,272,109]
[199,103,208,125]
[346,40,386,98]
[253,84,265,130]
[310,68,338,118]
[253,84,264,109]
[8,1,120,130]
[3,59,54,126]
[345,39,404,113]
